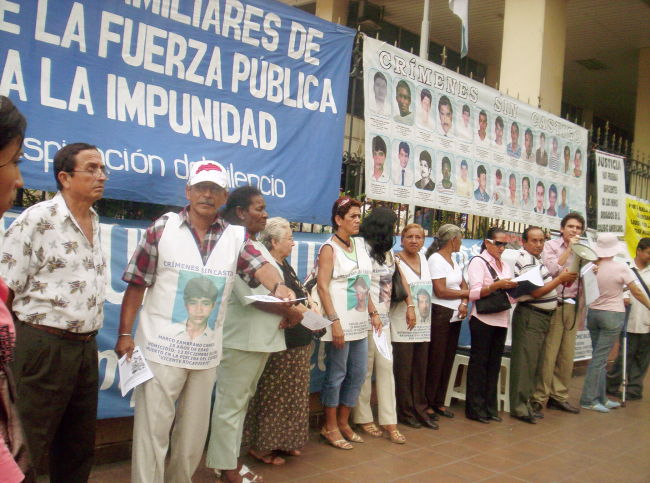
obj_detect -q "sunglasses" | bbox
[486,239,508,248]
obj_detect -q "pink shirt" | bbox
[467,250,513,328]
[542,236,578,298]
[590,259,636,312]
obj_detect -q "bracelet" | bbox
[459,302,468,307]
[407,304,415,308]
[118,333,132,337]
[369,311,379,317]
[326,313,339,321]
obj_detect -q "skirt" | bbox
[241,343,313,453]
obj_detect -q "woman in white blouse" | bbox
[425,224,469,421]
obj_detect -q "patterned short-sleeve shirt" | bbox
[0,193,106,332]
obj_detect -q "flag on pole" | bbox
[449,0,469,58]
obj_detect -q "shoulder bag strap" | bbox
[470,256,500,281]
[631,267,650,299]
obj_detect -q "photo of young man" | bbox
[457,104,472,140]
[456,159,472,198]
[507,121,521,158]
[394,79,414,124]
[371,135,389,183]
[392,141,413,186]
[437,95,454,136]
[474,165,490,202]
[415,150,435,191]
[369,71,390,116]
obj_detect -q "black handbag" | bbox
[472,256,512,314]
[391,255,409,303]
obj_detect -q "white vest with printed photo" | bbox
[135,213,245,369]
[390,252,432,342]
[321,237,373,342]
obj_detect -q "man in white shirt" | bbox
[456,104,472,140]
[392,142,413,187]
[371,136,389,183]
[437,96,454,136]
[476,110,490,146]
[369,72,390,116]
[607,238,650,400]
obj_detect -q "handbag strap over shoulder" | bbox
[631,267,650,299]
[471,256,501,282]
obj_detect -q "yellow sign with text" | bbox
[626,196,650,256]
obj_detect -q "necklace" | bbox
[334,233,351,248]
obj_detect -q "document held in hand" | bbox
[507,265,544,298]
[118,346,154,397]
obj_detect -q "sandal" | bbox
[386,428,406,445]
[340,425,364,443]
[248,449,285,465]
[359,422,383,438]
[239,464,264,483]
[219,464,263,483]
[320,427,353,450]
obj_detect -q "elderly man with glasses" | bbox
[2,143,109,481]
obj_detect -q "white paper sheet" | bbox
[449,309,464,323]
[118,346,154,397]
[581,263,600,306]
[300,311,333,331]
[245,295,307,303]
[373,329,393,361]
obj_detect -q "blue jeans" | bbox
[320,339,369,407]
[580,309,625,406]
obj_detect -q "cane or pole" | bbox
[620,304,631,407]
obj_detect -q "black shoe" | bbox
[626,393,642,401]
[433,407,455,418]
[547,398,580,414]
[420,418,439,430]
[466,415,490,424]
[531,401,544,413]
[511,414,538,424]
[398,417,422,429]
[426,411,440,421]
[487,415,502,422]
[532,410,544,419]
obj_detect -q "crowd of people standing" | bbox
[1,95,650,483]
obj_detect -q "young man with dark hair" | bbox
[510,227,576,423]
[532,213,587,415]
[607,237,650,400]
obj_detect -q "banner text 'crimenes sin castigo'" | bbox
[0,0,355,223]
[363,37,588,229]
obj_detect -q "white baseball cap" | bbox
[188,161,229,188]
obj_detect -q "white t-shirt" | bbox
[428,252,464,311]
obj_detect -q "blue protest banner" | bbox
[0,0,354,224]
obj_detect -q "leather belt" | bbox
[23,322,97,342]
[520,304,555,315]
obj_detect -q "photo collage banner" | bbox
[363,37,588,230]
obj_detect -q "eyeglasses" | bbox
[66,166,109,179]
[486,239,508,248]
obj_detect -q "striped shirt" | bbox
[515,249,558,311]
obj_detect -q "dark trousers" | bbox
[466,316,507,419]
[607,332,650,399]
[426,305,461,408]
[392,341,429,423]
[11,322,98,483]
[509,304,552,417]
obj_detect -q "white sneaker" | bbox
[581,403,610,413]
[604,400,621,409]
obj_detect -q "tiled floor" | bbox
[88,372,650,482]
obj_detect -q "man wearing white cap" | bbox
[115,160,294,483]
